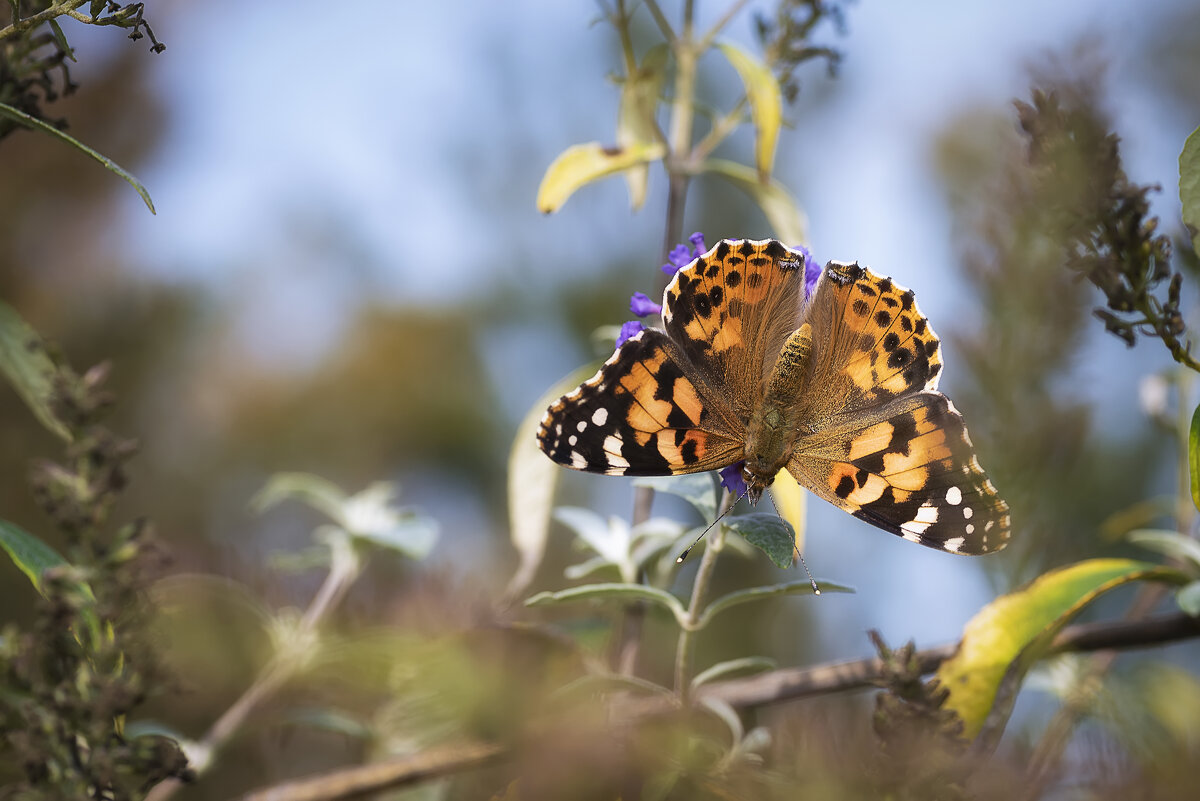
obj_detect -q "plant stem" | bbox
[145,556,362,801]
[674,491,732,701]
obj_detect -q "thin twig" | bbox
[641,0,675,44]
[229,612,1200,801]
[696,0,753,52]
[0,0,85,42]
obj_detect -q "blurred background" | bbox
[3,0,1200,797]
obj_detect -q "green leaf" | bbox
[691,656,776,689]
[283,708,373,740]
[703,158,808,244]
[768,468,806,554]
[936,558,1189,746]
[716,41,783,181]
[536,141,666,213]
[504,364,598,602]
[697,579,853,628]
[525,582,686,625]
[1180,126,1200,252]
[1191,401,1200,513]
[633,473,718,523]
[723,512,795,568]
[617,44,668,211]
[353,515,438,560]
[0,300,72,441]
[48,19,76,62]
[0,519,67,593]
[0,102,155,214]
[1178,579,1200,617]
[1127,528,1200,571]
[252,472,348,520]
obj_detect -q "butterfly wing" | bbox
[537,328,743,476]
[787,261,1010,553]
[662,239,810,427]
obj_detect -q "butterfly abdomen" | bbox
[744,324,816,499]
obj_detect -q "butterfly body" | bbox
[538,239,1010,555]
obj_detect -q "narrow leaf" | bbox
[1127,527,1200,570]
[716,42,783,181]
[0,102,155,214]
[252,472,347,521]
[0,519,67,593]
[525,582,686,624]
[768,468,806,554]
[703,158,808,244]
[691,656,776,689]
[936,558,1188,744]
[633,473,717,523]
[1191,401,1200,513]
[48,19,76,62]
[537,141,666,214]
[617,44,668,211]
[0,299,71,441]
[698,579,852,627]
[1178,579,1200,617]
[1180,126,1200,251]
[504,364,598,602]
[723,512,795,568]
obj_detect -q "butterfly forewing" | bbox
[536,328,743,476]
[663,239,809,421]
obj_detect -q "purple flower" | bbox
[660,244,694,277]
[615,320,644,349]
[719,462,747,496]
[793,243,820,300]
[688,231,707,256]
[629,291,662,318]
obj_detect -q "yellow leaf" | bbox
[617,44,668,211]
[768,468,806,555]
[703,158,808,244]
[937,558,1187,742]
[536,141,666,214]
[716,42,783,182]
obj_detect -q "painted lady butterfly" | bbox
[537,239,1010,554]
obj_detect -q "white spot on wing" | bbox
[945,486,962,505]
[965,524,975,534]
[603,435,628,467]
[592,407,609,426]
[569,451,587,469]
[576,421,587,432]
[943,536,965,553]
[568,435,577,446]
[963,507,973,519]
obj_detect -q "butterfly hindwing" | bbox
[537,328,742,476]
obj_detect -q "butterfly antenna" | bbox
[677,486,749,563]
[794,546,821,595]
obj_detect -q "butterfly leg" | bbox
[743,324,814,503]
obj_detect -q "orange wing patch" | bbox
[537,328,742,477]
[823,262,944,405]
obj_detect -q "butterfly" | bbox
[537,239,1010,554]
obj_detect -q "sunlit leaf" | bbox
[1180,125,1200,251]
[716,41,783,181]
[768,468,806,555]
[505,364,598,602]
[0,519,67,593]
[936,558,1189,746]
[697,579,852,628]
[0,102,155,214]
[353,514,438,560]
[1178,579,1200,617]
[252,472,348,520]
[617,44,667,211]
[526,582,686,624]
[633,473,718,523]
[691,656,776,689]
[0,299,71,441]
[1127,528,1200,571]
[536,141,666,213]
[703,158,808,244]
[723,512,794,568]
[1191,401,1200,513]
